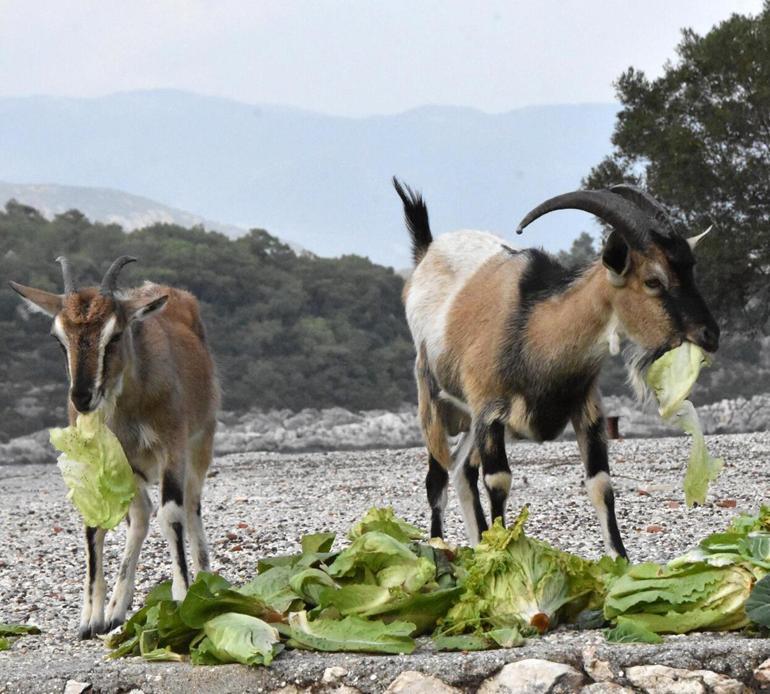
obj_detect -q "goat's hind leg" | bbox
[415,347,452,538]
[105,482,151,631]
[158,445,191,601]
[78,526,107,639]
[186,427,215,574]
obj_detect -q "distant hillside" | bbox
[0,90,618,267]
[0,180,245,236]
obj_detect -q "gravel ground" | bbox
[1,432,770,692]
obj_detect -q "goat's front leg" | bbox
[572,396,628,558]
[158,452,191,601]
[475,418,511,527]
[105,483,151,631]
[79,526,107,639]
[451,438,488,545]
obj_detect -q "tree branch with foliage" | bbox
[584,2,770,330]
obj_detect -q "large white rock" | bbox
[625,665,746,694]
[385,671,460,693]
[582,645,615,682]
[580,684,634,694]
[478,659,586,693]
[754,657,770,687]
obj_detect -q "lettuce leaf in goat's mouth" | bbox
[50,410,136,529]
[646,341,709,419]
[646,342,722,506]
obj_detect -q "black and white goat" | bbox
[10,257,220,637]
[394,181,719,557]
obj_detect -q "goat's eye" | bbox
[644,278,663,290]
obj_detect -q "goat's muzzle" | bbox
[689,323,720,354]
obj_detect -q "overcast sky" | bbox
[0,0,764,116]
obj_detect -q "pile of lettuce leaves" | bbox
[604,505,770,642]
[107,506,622,663]
[106,506,770,666]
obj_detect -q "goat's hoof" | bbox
[78,621,106,640]
[78,625,96,640]
[105,618,125,633]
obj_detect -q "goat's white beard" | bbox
[624,343,658,408]
[97,374,124,421]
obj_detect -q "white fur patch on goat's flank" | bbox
[405,230,506,366]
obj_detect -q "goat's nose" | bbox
[71,390,94,413]
[694,324,720,353]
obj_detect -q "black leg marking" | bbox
[464,460,488,534]
[426,456,448,538]
[85,526,97,589]
[476,420,510,526]
[196,501,202,517]
[584,419,610,477]
[79,526,105,640]
[604,487,627,559]
[171,521,190,588]
[162,471,184,506]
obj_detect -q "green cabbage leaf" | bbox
[50,410,136,529]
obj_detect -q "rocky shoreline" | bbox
[2,394,769,465]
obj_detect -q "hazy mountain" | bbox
[0,90,617,267]
[0,180,246,236]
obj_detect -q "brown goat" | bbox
[10,257,219,638]
[394,181,719,558]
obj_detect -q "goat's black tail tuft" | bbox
[393,177,432,265]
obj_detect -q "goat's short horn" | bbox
[55,256,76,294]
[688,225,713,250]
[516,189,650,249]
[100,256,137,295]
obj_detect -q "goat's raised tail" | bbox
[393,177,432,265]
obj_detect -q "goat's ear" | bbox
[126,294,169,323]
[601,231,631,285]
[7,281,63,317]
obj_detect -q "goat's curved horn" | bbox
[55,256,76,294]
[516,189,650,248]
[609,184,675,236]
[100,255,137,295]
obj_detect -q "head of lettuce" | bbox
[50,411,136,529]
